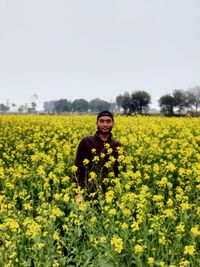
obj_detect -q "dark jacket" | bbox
[74,132,123,192]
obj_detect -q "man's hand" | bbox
[75,194,83,202]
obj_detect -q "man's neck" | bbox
[98,132,110,141]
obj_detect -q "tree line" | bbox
[158,87,200,116]
[43,86,200,116]
[1,86,200,116]
[43,98,112,113]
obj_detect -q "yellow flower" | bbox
[83,158,89,165]
[52,206,64,217]
[71,165,78,172]
[190,226,200,237]
[152,194,164,202]
[134,244,144,254]
[52,260,59,267]
[120,222,128,230]
[5,219,20,233]
[159,261,166,267]
[163,209,176,220]
[63,193,70,202]
[90,217,97,223]
[109,208,117,216]
[184,245,195,255]
[131,221,139,232]
[24,220,41,239]
[166,163,176,172]
[175,222,185,234]
[167,198,174,207]
[104,143,110,149]
[91,148,96,154]
[179,258,190,267]
[89,171,97,181]
[180,202,190,211]
[99,236,107,244]
[105,190,114,203]
[92,156,99,163]
[122,208,131,216]
[54,193,62,200]
[53,231,60,240]
[100,152,105,158]
[107,147,113,154]
[158,232,166,245]
[158,177,168,186]
[147,257,155,265]
[111,236,123,253]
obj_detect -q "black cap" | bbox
[97,110,114,121]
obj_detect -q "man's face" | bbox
[96,116,114,134]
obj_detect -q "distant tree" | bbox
[43,101,57,113]
[115,94,123,111]
[158,94,175,116]
[186,86,200,111]
[172,89,187,113]
[0,103,10,113]
[72,99,89,113]
[28,93,38,113]
[110,101,117,112]
[120,92,131,114]
[18,105,25,113]
[10,103,17,112]
[28,102,37,113]
[89,98,111,112]
[54,99,72,113]
[130,90,151,114]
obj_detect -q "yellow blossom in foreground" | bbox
[89,171,97,180]
[99,236,107,244]
[4,219,20,233]
[83,158,89,165]
[90,217,97,223]
[190,226,200,237]
[52,206,64,217]
[111,236,123,253]
[175,222,185,234]
[105,190,114,203]
[147,257,155,264]
[109,208,117,216]
[179,258,191,267]
[122,208,131,216]
[134,244,144,254]
[71,165,78,172]
[180,202,191,211]
[184,245,195,255]
[120,222,128,230]
[63,193,70,202]
[131,221,139,232]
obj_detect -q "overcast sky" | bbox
[0,0,200,110]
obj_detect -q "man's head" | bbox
[96,110,114,134]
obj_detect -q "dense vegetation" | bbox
[0,115,200,266]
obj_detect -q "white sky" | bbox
[0,0,200,110]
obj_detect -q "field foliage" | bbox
[0,115,200,267]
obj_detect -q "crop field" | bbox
[0,115,200,267]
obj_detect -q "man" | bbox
[74,110,123,195]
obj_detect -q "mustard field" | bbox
[0,115,200,267]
